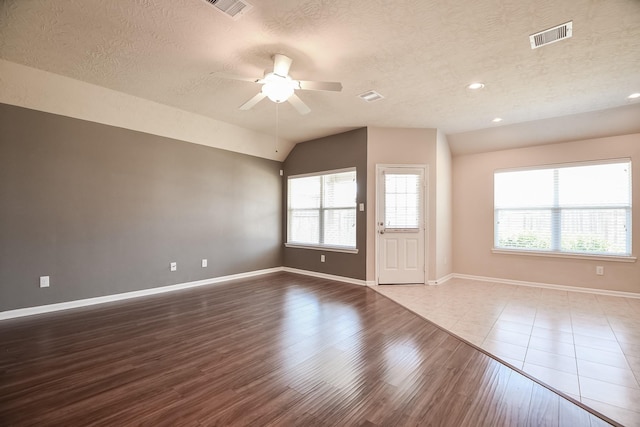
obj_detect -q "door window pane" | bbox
[385,173,420,229]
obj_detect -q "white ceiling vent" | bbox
[204,0,253,20]
[358,90,384,102]
[529,21,573,49]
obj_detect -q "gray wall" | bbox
[0,103,282,311]
[283,128,367,280]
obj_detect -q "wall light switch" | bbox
[359,203,365,212]
[202,259,208,268]
[320,254,326,263]
[40,276,50,288]
[596,266,604,275]
[170,262,177,272]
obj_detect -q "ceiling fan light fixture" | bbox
[261,73,296,103]
[217,55,341,113]
[467,82,485,90]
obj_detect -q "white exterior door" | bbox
[377,166,426,284]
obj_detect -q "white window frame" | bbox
[285,167,358,253]
[493,159,635,262]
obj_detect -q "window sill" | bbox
[285,243,359,254]
[492,248,636,263]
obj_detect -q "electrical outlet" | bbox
[202,259,208,268]
[596,266,604,276]
[39,276,50,288]
[170,262,177,272]
[321,254,326,263]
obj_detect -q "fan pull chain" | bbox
[275,103,279,153]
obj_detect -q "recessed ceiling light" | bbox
[492,117,503,123]
[467,82,485,90]
[628,93,640,100]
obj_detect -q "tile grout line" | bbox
[599,295,640,390]
[520,298,537,371]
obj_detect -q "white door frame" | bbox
[375,164,428,285]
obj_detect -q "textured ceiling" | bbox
[1,0,639,155]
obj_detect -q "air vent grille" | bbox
[530,21,573,49]
[358,90,384,102]
[204,0,253,20]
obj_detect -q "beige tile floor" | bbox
[374,278,640,427]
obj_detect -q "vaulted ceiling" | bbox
[1,0,639,155]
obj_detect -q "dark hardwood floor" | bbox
[0,272,617,426]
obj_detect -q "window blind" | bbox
[384,173,421,229]
[288,169,357,248]
[494,160,631,256]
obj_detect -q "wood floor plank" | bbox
[527,382,561,427]
[490,360,537,426]
[0,272,615,426]
[435,351,508,426]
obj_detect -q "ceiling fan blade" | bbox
[288,94,311,115]
[239,92,267,110]
[296,80,343,92]
[212,71,263,84]
[273,54,293,77]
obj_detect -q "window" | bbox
[494,160,632,256]
[384,173,421,229]
[287,168,357,249]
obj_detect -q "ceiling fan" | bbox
[214,54,343,115]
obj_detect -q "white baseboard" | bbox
[282,267,367,286]
[452,273,640,299]
[428,273,455,286]
[6,267,636,321]
[0,267,283,321]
